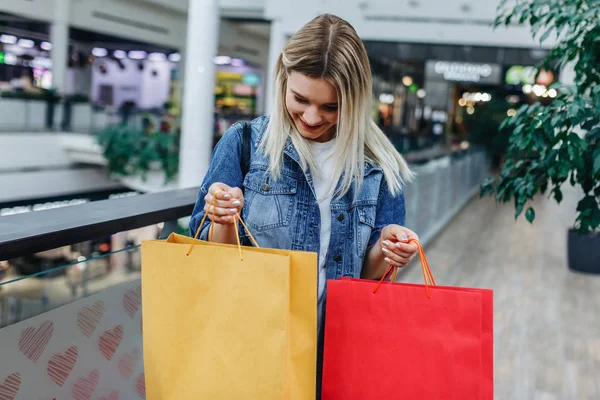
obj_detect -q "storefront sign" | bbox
[242,73,260,87]
[426,61,502,84]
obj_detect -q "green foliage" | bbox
[97,126,179,183]
[482,0,600,234]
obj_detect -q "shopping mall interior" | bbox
[0,0,598,399]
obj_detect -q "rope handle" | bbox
[186,191,259,258]
[373,238,436,298]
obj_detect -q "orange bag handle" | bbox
[186,192,259,258]
[373,238,436,298]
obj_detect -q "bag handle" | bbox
[373,238,436,298]
[186,192,259,259]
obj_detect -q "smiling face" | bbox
[285,71,339,143]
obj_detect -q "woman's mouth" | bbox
[299,119,323,132]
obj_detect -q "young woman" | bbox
[189,13,419,384]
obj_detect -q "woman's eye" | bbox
[323,105,338,112]
[294,96,309,104]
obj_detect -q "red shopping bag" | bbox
[322,239,493,400]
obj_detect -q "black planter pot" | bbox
[567,229,600,274]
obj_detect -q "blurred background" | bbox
[0,1,598,399]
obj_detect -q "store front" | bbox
[365,41,551,153]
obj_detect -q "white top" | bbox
[307,139,337,333]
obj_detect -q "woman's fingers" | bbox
[203,193,242,209]
[381,246,412,267]
[204,183,245,226]
[204,204,239,216]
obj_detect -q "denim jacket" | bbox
[189,115,406,280]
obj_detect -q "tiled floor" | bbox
[399,185,600,399]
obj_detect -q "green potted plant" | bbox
[97,126,180,183]
[481,0,600,273]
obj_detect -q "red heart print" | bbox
[0,373,21,400]
[77,301,104,338]
[122,286,141,318]
[135,373,145,399]
[47,346,78,386]
[118,348,140,380]
[96,390,119,400]
[19,320,53,362]
[99,325,124,361]
[72,369,99,400]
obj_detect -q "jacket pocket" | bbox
[355,204,376,258]
[243,170,298,231]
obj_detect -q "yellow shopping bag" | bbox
[141,214,317,399]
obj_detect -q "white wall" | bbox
[92,58,143,108]
[0,167,123,205]
[0,133,123,205]
[91,58,175,109]
[266,0,556,49]
[139,60,176,109]
[0,134,71,171]
[0,0,55,22]
[70,0,187,49]
[0,0,187,49]
[66,66,93,96]
[218,20,270,69]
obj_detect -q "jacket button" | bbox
[262,183,270,192]
[334,255,342,262]
[337,213,344,222]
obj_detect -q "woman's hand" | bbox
[204,182,244,225]
[378,225,419,268]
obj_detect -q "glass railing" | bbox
[0,239,148,327]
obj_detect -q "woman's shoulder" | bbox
[221,115,269,145]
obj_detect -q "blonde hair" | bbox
[261,14,413,197]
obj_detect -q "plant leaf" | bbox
[515,196,526,219]
[554,187,563,203]
[594,147,600,176]
[525,207,536,223]
[540,27,554,43]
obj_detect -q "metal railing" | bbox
[0,149,488,324]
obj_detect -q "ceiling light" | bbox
[41,41,52,51]
[0,34,17,44]
[402,76,413,86]
[113,50,126,59]
[214,56,231,65]
[92,48,108,57]
[18,39,35,48]
[148,52,166,61]
[168,53,181,62]
[128,50,147,60]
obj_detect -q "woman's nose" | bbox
[302,106,323,126]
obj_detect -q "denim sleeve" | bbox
[367,178,407,249]
[189,123,244,240]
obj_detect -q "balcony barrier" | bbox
[0,149,488,398]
